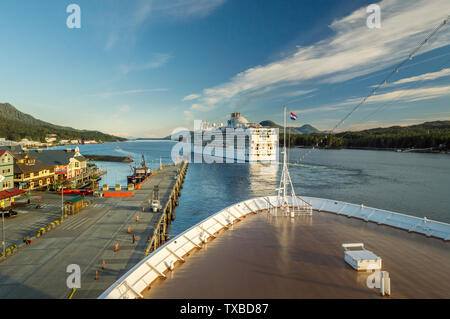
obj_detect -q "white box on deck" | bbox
[342,243,382,271]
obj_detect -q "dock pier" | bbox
[0,161,189,299]
[146,161,188,255]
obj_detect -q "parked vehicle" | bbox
[1,210,18,218]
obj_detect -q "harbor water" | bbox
[52,141,450,234]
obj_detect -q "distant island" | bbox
[0,103,126,144]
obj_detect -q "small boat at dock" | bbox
[127,155,152,186]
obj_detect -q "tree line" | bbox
[279,122,450,151]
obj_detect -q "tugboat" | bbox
[127,155,152,186]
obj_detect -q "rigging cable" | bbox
[346,57,450,135]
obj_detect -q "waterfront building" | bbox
[13,153,55,190]
[82,140,97,144]
[18,138,43,148]
[0,150,14,190]
[28,147,87,181]
[0,150,24,208]
[45,135,57,143]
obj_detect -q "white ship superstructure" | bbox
[196,112,278,162]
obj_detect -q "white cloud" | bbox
[294,105,348,115]
[153,0,226,19]
[119,104,131,113]
[285,89,316,97]
[120,53,172,74]
[182,93,201,101]
[386,68,450,86]
[190,103,209,111]
[186,0,450,112]
[295,85,450,115]
[91,88,169,99]
[351,85,450,104]
[131,0,225,26]
[133,0,153,26]
[105,0,225,50]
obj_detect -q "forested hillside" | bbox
[281,121,450,151]
[0,103,126,142]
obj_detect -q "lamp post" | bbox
[61,184,64,218]
[2,210,5,257]
[1,201,5,257]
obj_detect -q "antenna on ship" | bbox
[272,105,312,217]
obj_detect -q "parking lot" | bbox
[1,191,103,248]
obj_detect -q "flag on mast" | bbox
[290,112,298,120]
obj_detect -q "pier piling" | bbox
[145,161,188,257]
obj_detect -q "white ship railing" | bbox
[303,196,450,241]
[98,196,450,299]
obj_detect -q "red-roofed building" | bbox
[0,188,25,201]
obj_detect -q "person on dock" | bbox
[132,234,136,244]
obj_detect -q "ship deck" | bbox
[142,211,450,299]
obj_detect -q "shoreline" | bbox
[27,140,449,155]
[293,145,449,154]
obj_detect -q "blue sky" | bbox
[0,0,449,138]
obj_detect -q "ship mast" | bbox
[274,105,312,217]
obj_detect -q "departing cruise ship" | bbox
[189,112,279,162]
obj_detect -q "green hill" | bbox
[334,121,450,150]
[0,103,126,142]
[259,120,320,134]
[287,121,450,150]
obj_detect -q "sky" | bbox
[0,0,449,138]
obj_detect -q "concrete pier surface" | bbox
[0,163,186,299]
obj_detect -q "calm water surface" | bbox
[52,141,450,232]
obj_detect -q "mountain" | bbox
[356,121,450,135]
[0,103,126,142]
[259,120,320,134]
[297,124,320,134]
